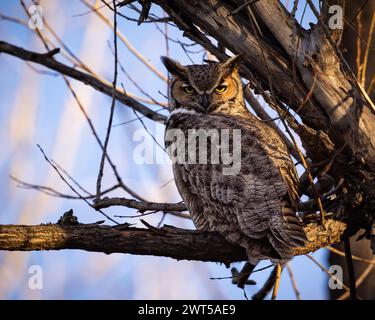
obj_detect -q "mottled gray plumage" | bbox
[162,56,307,267]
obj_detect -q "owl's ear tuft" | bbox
[221,54,243,75]
[161,56,188,79]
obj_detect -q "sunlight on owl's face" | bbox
[170,76,239,113]
[161,55,243,114]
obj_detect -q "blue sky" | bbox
[0,0,330,299]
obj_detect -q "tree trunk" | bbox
[328,0,375,300]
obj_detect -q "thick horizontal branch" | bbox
[0,219,347,264]
[93,197,187,212]
[0,40,166,122]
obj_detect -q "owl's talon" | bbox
[231,268,257,289]
[231,262,257,288]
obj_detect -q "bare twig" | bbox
[211,264,273,282]
[306,254,350,292]
[356,12,364,82]
[112,107,165,127]
[243,87,300,161]
[343,238,358,300]
[361,11,375,87]
[36,145,119,224]
[11,175,119,200]
[337,260,374,300]
[93,196,187,212]
[326,246,375,265]
[96,1,118,201]
[252,265,278,300]
[272,101,327,225]
[0,41,166,122]
[109,42,167,108]
[0,12,28,26]
[20,2,145,203]
[132,109,166,152]
[286,263,301,300]
[82,0,167,82]
[271,264,282,300]
[230,0,259,16]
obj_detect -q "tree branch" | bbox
[0,219,347,264]
[93,197,187,212]
[152,0,327,126]
[0,40,166,122]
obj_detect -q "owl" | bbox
[161,55,307,285]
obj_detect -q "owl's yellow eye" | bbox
[182,85,195,94]
[215,85,227,93]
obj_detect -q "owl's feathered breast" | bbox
[165,110,305,261]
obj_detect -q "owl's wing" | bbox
[169,113,306,257]
[174,154,306,251]
[254,123,307,254]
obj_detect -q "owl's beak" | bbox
[201,94,212,109]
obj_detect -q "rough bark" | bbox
[341,0,375,102]
[0,219,346,265]
[329,0,375,300]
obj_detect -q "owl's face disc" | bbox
[161,55,244,114]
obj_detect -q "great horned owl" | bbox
[161,55,307,284]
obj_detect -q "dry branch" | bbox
[93,197,187,212]
[0,40,166,122]
[0,218,347,264]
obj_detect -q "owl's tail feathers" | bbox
[268,205,308,260]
